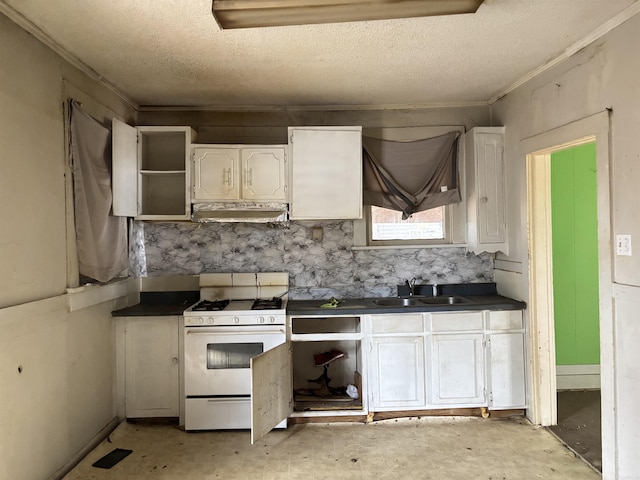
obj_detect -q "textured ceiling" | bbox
[2,0,638,109]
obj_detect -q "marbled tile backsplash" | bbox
[132,220,493,300]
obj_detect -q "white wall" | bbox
[0,12,136,480]
[491,12,640,479]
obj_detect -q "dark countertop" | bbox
[286,294,526,316]
[112,291,199,317]
[111,284,526,317]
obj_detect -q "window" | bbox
[370,205,445,241]
[367,205,451,246]
[353,125,467,249]
[353,201,465,249]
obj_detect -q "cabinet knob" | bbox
[172,357,179,364]
[480,196,488,203]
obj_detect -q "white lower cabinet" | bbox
[486,311,527,409]
[430,333,485,406]
[369,314,426,410]
[370,336,426,409]
[122,316,180,418]
[367,310,525,413]
[429,311,485,406]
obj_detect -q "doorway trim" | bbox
[521,110,614,476]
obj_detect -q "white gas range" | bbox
[183,272,288,432]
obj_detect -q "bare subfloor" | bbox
[63,417,600,480]
[550,390,602,472]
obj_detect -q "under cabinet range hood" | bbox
[192,202,289,223]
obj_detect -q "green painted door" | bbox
[551,143,600,366]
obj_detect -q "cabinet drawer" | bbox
[430,312,483,332]
[487,311,523,330]
[372,314,424,334]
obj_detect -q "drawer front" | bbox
[185,397,251,430]
[430,312,483,332]
[488,311,523,330]
[372,314,424,334]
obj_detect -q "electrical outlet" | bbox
[616,234,632,256]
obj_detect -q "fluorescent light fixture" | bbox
[212,0,484,29]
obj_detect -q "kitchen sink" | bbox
[420,296,472,305]
[373,297,425,307]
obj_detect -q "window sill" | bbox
[66,278,138,312]
[351,243,467,251]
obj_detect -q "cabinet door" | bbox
[251,342,292,444]
[431,333,485,406]
[241,147,287,201]
[112,118,139,217]
[465,127,507,254]
[487,332,526,409]
[125,316,180,417]
[370,336,426,409]
[289,127,362,220]
[193,147,240,200]
[476,132,505,245]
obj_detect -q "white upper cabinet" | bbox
[288,126,362,220]
[112,119,196,220]
[192,147,240,200]
[192,146,287,202]
[465,126,507,254]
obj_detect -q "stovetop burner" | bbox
[191,299,230,311]
[252,298,283,310]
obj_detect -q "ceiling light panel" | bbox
[212,0,484,29]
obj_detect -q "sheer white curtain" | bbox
[69,100,128,282]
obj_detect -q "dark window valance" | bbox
[363,131,461,219]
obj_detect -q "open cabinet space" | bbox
[289,315,366,417]
[292,340,363,413]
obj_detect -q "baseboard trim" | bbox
[50,417,122,480]
[556,364,600,390]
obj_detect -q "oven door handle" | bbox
[185,328,285,335]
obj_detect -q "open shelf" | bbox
[291,339,363,413]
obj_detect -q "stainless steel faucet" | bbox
[432,283,440,297]
[405,278,416,296]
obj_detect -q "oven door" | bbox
[184,326,285,397]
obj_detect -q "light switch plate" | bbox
[616,234,632,256]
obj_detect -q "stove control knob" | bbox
[207,317,213,325]
[269,316,275,323]
[234,317,240,324]
[199,317,205,325]
[259,316,265,323]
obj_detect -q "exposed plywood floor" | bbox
[63,416,600,480]
[549,390,602,472]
